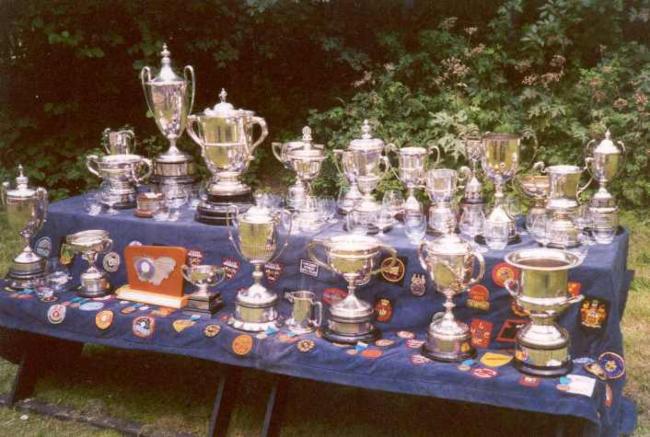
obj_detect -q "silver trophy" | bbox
[182,264,226,316]
[1,165,48,290]
[517,161,549,231]
[141,43,196,191]
[308,234,397,343]
[418,233,485,361]
[481,132,520,243]
[505,248,583,376]
[545,165,590,248]
[227,203,292,332]
[187,88,268,224]
[459,135,485,235]
[388,143,440,214]
[425,168,460,235]
[285,290,323,335]
[86,153,153,209]
[103,128,135,155]
[66,230,113,297]
[272,126,324,210]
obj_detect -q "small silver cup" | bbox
[285,290,323,334]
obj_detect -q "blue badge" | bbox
[598,352,625,380]
[559,376,571,385]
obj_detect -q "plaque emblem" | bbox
[299,259,319,277]
[134,256,176,286]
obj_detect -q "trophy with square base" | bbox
[182,264,226,317]
[66,230,113,297]
[141,43,196,195]
[1,165,48,290]
[505,248,583,376]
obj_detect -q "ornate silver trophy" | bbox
[272,126,324,210]
[505,248,584,376]
[545,165,590,248]
[182,264,226,317]
[308,234,397,343]
[1,165,48,290]
[103,128,135,155]
[480,133,520,243]
[388,144,440,214]
[517,161,549,231]
[418,234,485,361]
[187,89,268,224]
[86,153,153,209]
[227,203,292,332]
[141,43,196,193]
[459,135,485,235]
[66,230,113,297]
[425,168,460,235]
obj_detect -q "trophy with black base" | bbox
[182,264,226,317]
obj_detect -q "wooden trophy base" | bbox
[184,292,224,317]
[115,285,188,309]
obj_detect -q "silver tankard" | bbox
[103,128,135,155]
[285,290,323,334]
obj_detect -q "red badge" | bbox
[519,375,541,387]
[323,288,348,306]
[496,319,527,343]
[361,349,383,359]
[605,383,613,408]
[467,284,490,311]
[471,367,498,379]
[187,249,203,266]
[470,319,493,349]
[374,298,393,323]
[264,262,283,284]
[568,281,582,297]
[492,262,519,287]
[222,257,240,280]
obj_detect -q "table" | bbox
[0,195,638,436]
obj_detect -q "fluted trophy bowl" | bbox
[66,230,113,298]
[86,154,152,209]
[308,234,397,343]
[505,248,583,376]
[481,133,520,183]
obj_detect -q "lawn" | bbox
[0,209,648,436]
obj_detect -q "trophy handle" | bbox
[1,181,8,206]
[212,267,227,286]
[35,187,48,230]
[134,158,153,184]
[333,149,344,175]
[271,142,285,164]
[379,155,391,179]
[371,245,397,275]
[284,291,295,303]
[617,140,626,175]
[466,250,486,287]
[140,67,154,114]
[458,166,471,191]
[577,170,593,196]
[565,293,584,306]
[306,239,333,273]
[102,128,112,154]
[249,116,268,156]
[181,265,192,283]
[417,242,428,272]
[183,65,196,114]
[101,238,113,255]
[313,300,323,327]
[504,278,520,298]
[269,208,293,263]
[225,204,245,261]
[86,155,101,178]
[124,129,136,154]
[186,115,204,147]
[514,160,545,195]
[427,143,441,165]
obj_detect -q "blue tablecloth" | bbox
[0,195,637,436]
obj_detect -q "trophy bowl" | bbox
[182,264,226,316]
[517,161,550,230]
[66,230,113,297]
[86,154,153,209]
[505,248,583,376]
[426,168,459,235]
[103,128,135,155]
[308,234,397,343]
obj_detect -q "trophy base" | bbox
[227,316,280,333]
[77,283,112,298]
[474,234,521,246]
[342,222,394,235]
[513,358,573,377]
[4,273,46,292]
[421,343,476,363]
[286,320,317,335]
[184,292,223,317]
[421,318,475,362]
[322,322,380,345]
[513,328,572,377]
[195,196,253,226]
[115,285,188,308]
[6,256,47,291]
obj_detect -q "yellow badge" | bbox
[95,310,114,330]
[380,256,406,283]
[232,334,254,356]
[172,319,196,333]
[481,352,513,368]
[296,339,315,352]
[203,324,222,338]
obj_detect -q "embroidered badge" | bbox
[232,334,254,356]
[496,319,527,343]
[519,375,541,388]
[467,284,490,311]
[132,316,155,338]
[361,348,383,359]
[59,243,74,266]
[492,262,519,287]
[568,281,582,297]
[598,352,625,380]
[40,295,58,303]
[264,262,283,285]
[34,236,52,258]
[204,324,222,337]
[480,352,513,368]
[299,259,319,277]
[471,367,498,379]
[406,339,425,349]
[322,288,347,306]
[397,330,415,339]
[380,256,407,286]
[47,304,66,324]
[222,257,240,280]
[580,297,609,329]
[102,252,121,273]
[409,273,426,296]
[172,319,196,333]
[79,302,105,312]
[121,306,137,315]
[470,319,493,349]
[95,310,114,330]
[375,339,395,347]
[410,354,431,365]
[584,361,607,381]
[296,339,315,352]
[187,249,203,266]
[373,298,393,323]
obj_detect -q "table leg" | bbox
[261,374,289,437]
[8,345,40,406]
[208,365,242,437]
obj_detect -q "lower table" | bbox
[0,195,638,436]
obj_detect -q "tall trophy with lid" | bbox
[141,43,196,194]
[1,165,48,290]
[187,89,268,224]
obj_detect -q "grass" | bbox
[0,210,648,436]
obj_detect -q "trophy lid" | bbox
[202,88,239,118]
[593,130,621,155]
[349,120,385,151]
[424,233,472,257]
[5,165,37,199]
[241,203,275,224]
[148,44,185,85]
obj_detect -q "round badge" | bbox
[95,310,114,330]
[410,354,431,365]
[380,256,406,283]
[102,252,121,273]
[296,339,315,353]
[135,258,155,282]
[232,335,254,356]
[471,367,498,379]
[277,334,299,344]
[34,236,52,258]
[406,339,425,349]
[129,240,143,246]
[346,349,358,356]
[491,262,519,288]
[397,330,415,339]
[79,302,105,312]
[121,306,137,315]
[40,295,58,303]
[132,316,155,338]
[375,339,395,347]
[47,304,66,324]
[204,324,222,338]
[361,349,383,359]
[598,352,625,380]
[172,319,196,333]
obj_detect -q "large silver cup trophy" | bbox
[1,165,48,290]
[227,204,292,332]
[388,143,440,214]
[103,128,135,155]
[287,136,327,231]
[187,89,268,224]
[141,43,196,192]
[66,230,113,297]
[86,153,153,209]
[418,234,485,361]
[545,165,591,248]
[426,168,460,235]
[481,133,520,243]
[308,234,397,343]
[272,126,324,210]
[505,248,583,376]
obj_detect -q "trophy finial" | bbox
[302,126,312,143]
[605,129,611,139]
[160,43,172,67]
[219,88,228,102]
[17,164,23,177]
[16,164,28,188]
[361,119,372,139]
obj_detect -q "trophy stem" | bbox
[442,292,456,322]
[196,283,210,297]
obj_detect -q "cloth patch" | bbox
[492,262,519,287]
[496,319,527,343]
[470,319,493,348]
[374,298,393,323]
[580,297,609,330]
[467,284,490,311]
[409,273,426,296]
[379,256,407,286]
